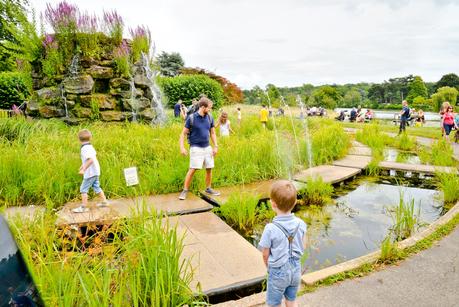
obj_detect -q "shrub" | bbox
[394,132,416,151]
[379,236,402,264]
[158,74,225,109]
[297,177,333,206]
[430,139,455,166]
[129,26,151,63]
[0,72,31,109]
[103,10,123,46]
[113,41,130,78]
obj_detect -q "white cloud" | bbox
[29,0,459,89]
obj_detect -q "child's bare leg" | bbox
[285,299,298,307]
[97,191,107,202]
[81,193,89,206]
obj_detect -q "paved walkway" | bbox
[296,226,459,307]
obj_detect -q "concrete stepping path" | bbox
[348,146,372,156]
[378,161,458,175]
[56,192,213,226]
[293,165,362,184]
[167,212,266,295]
[333,155,372,169]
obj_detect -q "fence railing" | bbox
[0,109,14,118]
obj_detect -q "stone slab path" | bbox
[168,212,266,295]
[378,161,458,175]
[333,155,372,169]
[56,192,213,226]
[293,165,362,184]
[348,146,372,156]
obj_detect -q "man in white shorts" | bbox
[178,97,220,200]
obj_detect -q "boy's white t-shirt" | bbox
[81,144,101,179]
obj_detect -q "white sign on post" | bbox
[124,167,139,186]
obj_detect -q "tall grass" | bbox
[436,172,459,206]
[297,177,333,206]
[393,132,416,152]
[379,235,402,264]
[389,195,420,241]
[214,193,274,236]
[9,211,201,306]
[0,116,348,207]
[356,123,390,175]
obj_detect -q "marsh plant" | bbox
[214,193,274,236]
[297,177,333,206]
[0,117,348,208]
[436,172,459,206]
[393,132,416,152]
[429,139,455,166]
[9,211,201,306]
[389,195,421,241]
[379,235,402,264]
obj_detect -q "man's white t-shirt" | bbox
[81,144,101,179]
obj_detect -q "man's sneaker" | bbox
[72,205,89,213]
[96,200,110,208]
[205,188,220,196]
[178,189,188,200]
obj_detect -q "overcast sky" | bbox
[29,0,459,89]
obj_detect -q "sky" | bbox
[29,0,459,89]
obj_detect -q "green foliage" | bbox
[379,236,402,264]
[0,71,31,109]
[158,74,224,109]
[430,139,455,166]
[435,73,459,92]
[156,51,184,77]
[89,98,100,120]
[394,132,416,151]
[431,86,458,112]
[341,89,361,107]
[129,26,150,63]
[214,193,274,236]
[310,119,349,165]
[407,76,428,102]
[41,43,63,80]
[389,195,420,241]
[309,86,341,109]
[436,172,459,205]
[113,42,130,78]
[10,211,201,306]
[297,177,333,206]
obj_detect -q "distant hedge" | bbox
[158,74,224,109]
[0,72,31,109]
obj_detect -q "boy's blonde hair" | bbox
[270,180,297,212]
[78,129,92,142]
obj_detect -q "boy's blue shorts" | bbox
[266,258,301,306]
[80,176,102,194]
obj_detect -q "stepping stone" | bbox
[351,141,366,147]
[202,180,307,206]
[4,205,45,221]
[349,146,372,156]
[293,165,361,184]
[168,212,266,295]
[378,161,458,175]
[56,192,213,226]
[333,155,372,169]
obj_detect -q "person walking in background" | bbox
[215,111,234,137]
[178,97,220,200]
[398,100,410,134]
[237,107,242,125]
[442,105,456,141]
[439,101,451,137]
[174,99,183,118]
[260,105,269,129]
[258,180,307,307]
[72,129,109,213]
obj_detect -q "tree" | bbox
[431,86,458,111]
[435,73,459,92]
[342,89,361,107]
[181,67,243,104]
[156,51,184,77]
[407,76,428,102]
[310,85,341,109]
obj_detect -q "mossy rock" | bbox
[80,94,117,110]
[87,65,114,79]
[72,106,92,118]
[62,75,94,94]
[38,105,65,118]
[100,110,126,121]
[36,87,61,106]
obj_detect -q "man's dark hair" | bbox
[198,97,213,108]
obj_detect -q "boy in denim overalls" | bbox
[259,180,307,307]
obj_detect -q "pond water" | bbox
[384,148,421,164]
[251,176,443,273]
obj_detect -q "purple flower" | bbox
[114,40,130,58]
[42,34,58,49]
[129,25,151,42]
[77,12,98,33]
[45,1,78,32]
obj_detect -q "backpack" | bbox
[186,104,199,118]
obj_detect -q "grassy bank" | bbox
[9,211,202,306]
[0,116,349,207]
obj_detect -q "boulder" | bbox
[133,74,152,89]
[122,97,150,112]
[62,75,94,94]
[79,94,117,110]
[27,99,40,116]
[139,108,155,121]
[100,111,126,121]
[87,65,114,79]
[72,107,92,118]
[110,78,130,90]
[98,60,114,67]
[39,105,65,118]
[36,87,61,105]
[80,57,98,68]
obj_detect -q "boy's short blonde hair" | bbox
[78,129,92,142]
[270,180,297,212]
